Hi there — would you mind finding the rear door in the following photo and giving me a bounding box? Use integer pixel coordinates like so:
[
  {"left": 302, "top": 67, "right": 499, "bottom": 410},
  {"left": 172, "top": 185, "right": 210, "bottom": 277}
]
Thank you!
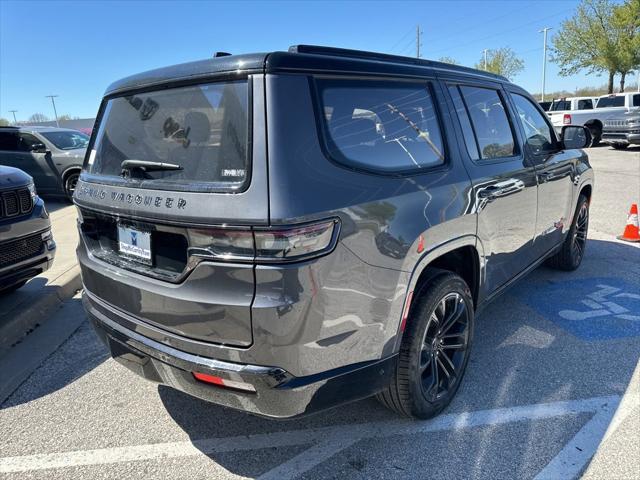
[
  {"left": 506, "top": 88, "right": 578, "bottom": 256},
  {"left": 445, "top": 82, "right": 538, "bottom": 293}
]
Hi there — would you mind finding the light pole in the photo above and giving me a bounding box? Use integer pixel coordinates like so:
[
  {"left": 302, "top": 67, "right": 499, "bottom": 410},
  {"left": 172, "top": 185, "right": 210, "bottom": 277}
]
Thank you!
[
  {"left": 416, "top": 25, "right": 422, "bottom": 58},
  {"left": 45, "top": 95, "right": 60, "bottom": 127},
  {"left": 540, "top": 27, "right": 552, "bottom": 102},
  {"left": 9, "top": 110, "right": 18, "bottom": 124},
  {"left": 483, "top": 49, "right": 489, "bottom": 70}
]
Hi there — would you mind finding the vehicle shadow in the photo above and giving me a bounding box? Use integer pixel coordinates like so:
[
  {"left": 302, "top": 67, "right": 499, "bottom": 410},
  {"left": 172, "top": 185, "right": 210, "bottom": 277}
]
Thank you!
[
  {"left": 40, "top": 197, "right": 71, "bottom": 213},
  {"left": 0, "top": 298, "right": 108, "bottom": 409},
  {"left": 159, "top": 237, "right": 640, "bottom": 478}
]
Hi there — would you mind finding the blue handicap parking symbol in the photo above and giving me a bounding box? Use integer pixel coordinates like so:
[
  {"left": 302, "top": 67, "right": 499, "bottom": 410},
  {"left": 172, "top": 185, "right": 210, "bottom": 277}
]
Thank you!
[{"left": 512, "top": 277, "right": 640, "bottom": 341}]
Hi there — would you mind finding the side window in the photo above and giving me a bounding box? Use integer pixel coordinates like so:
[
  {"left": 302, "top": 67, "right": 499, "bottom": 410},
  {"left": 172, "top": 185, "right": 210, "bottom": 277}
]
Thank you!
[
  {"left": 459, "top": 86, "right": 516, "bottom": 160},
  {"left": 577, "top": 99, "right": 593, "bottom": 110},
  {"left": 511, "top": 93, "right": 557, "bottom": 156},
  {"left": 18, "top": 133, "right": 41, "bottom": 152},
  {"left": 633, "top": 94, "right": 640, "bottom": 107},
  {"left": 448, "top": 85, "right": 479, "bottom": 160},
  {"left": 0, "top": 132, "right": 18, "bottom": 151},
  {"left": 316, "top": 78, "right": 445, "bottom": 173}
]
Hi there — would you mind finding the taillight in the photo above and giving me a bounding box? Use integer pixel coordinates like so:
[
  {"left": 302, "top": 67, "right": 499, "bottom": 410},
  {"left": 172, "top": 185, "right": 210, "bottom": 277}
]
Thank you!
[
  {"left": 563, "top": 114, "right": 571, "bottom": 125},
  {"left": 254, "top": 220, "right": 337, "bottom": 262},
  {"left": 188, "top": 219, "right": 339, "bottom": 263}
]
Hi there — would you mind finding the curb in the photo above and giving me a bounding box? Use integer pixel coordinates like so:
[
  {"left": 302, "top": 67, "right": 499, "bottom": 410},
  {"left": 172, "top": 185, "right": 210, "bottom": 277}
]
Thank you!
[{"left": 0, "top": 266, "right": 82, "bottom": 356}]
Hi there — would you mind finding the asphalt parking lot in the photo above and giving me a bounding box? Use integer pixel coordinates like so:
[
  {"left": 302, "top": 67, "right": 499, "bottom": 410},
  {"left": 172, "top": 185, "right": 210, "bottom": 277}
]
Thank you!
[{"left": 1, "top": 145, "right": 639, "bottom": 480}]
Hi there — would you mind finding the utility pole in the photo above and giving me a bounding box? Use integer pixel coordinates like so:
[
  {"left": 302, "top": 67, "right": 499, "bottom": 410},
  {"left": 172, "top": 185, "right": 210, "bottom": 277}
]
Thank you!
[
  {"left": 483, "top": 49, "right": 489, "bottom": 70},
  {"left": 416, "top": 25, "right": 422, "bottom": 58},
  {"left": 540, "top": 27, "right": 552, "bottom": 102},
  {"left": 45, "top": 95, "right": 60, "bottom": 127},
  {"left": 9, "top": 110, "right": 18, "bottom": 124}
]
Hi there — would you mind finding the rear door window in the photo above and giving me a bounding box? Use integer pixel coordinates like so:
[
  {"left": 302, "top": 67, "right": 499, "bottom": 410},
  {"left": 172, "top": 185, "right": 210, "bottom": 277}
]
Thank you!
[
  {"left": 633, "top": 94, "right": 640, "bottom": 107},
  {"left": 0, "top": 131, "right": 18, "bottom": 151},
  {"left": 88, "top": 80, "right": 249, "bottom": 192},
  {"left": 458, "top": 86, "right": 516, "bottom": 160},
  {"left": 577, "top": 99, "right": 593, "bottom": 110},
  {"left": 315, "top": 79, "right": 445, "bottom": 173}
]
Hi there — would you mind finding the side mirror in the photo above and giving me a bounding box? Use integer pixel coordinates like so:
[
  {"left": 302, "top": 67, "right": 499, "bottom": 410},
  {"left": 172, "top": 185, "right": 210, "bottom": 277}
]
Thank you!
[
  {"left": 561, "top": 125, "right": 591, "bottom": 150},
  {"left": 30, "top": 143, "right": 48, "bottom": 154}
]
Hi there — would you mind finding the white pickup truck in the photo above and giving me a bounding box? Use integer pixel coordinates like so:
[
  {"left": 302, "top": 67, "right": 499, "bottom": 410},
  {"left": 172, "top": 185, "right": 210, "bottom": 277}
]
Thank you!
[{"left": 548, "top": 92, "right": 640, "bottom": 146}]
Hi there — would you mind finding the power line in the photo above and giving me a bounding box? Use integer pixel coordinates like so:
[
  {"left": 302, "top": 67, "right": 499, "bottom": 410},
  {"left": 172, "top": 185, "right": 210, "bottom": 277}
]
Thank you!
[
  {"left": 430, "top": 8, "right": 572, "bottom": 56},
  {"left": 390, "top": 26, "right": 415, "bottom": 52}
]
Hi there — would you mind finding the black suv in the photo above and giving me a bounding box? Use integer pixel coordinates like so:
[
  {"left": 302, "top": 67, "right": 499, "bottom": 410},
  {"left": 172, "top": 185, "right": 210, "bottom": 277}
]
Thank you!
[
  {"left": 0, "top": 166, "right": 56, "bottom": 293},
  {"left": 75, "top": 46, "right": 593, "bottom": 419}
]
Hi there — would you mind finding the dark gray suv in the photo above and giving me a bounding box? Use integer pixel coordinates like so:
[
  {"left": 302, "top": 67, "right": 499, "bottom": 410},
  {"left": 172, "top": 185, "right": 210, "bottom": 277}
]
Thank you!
[
  {"left": 75, "top": 46, "right": 594, "bottom": 419},
  {"left": 0, "top": 126, "right": 88, "bottom": 199},
  {"left": 0, "top": 166, "right": 56, "bottom": 293}
]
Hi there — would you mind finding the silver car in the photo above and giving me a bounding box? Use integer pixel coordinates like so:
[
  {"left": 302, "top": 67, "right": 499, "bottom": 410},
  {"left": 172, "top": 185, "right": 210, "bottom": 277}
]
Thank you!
[{"left": 0, "top": 126, "right": 88, "bottom": 199}]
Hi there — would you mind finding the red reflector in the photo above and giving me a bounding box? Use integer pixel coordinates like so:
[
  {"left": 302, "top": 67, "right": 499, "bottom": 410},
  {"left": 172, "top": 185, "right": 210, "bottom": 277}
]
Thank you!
[
  {"left": 417, "top": 235, "right": 425, "bottom": 254},
  {"left": 563, "top": 114, "right": 571, "bottom": 125},
  {"left": 400, "top": 290, "right": 414, "bottom": 332},
  {"left": 193, "top": 372, "right": 224, "bottom": 385}
]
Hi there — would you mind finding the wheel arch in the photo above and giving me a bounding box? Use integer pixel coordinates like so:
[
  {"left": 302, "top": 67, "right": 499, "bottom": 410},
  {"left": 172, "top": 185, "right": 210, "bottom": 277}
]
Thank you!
[
  {"left": 61, "top": 165, "right": 82, "bottom": 183},
  {"left": 393, "top": 236, "right": 483, "bottom": 352}
]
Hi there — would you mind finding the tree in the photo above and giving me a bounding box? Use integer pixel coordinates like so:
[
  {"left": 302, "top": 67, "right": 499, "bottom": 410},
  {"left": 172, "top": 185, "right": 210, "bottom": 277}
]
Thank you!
[
  {"left": 473, "top": 47, "right": 524, "bottom": 80},
  {"left": 438, "top": 56, "right": 459, "bottom": 65},
  {"left": 28, "top": 113, "right": 49, "bottom": 123},
  {"left": 612, "top": 0, "right": 640, "bottom": 91},
  {"left": 551, "top": 0, "right": 639, "bottom": 94},
  {"left": 0, "top": 118, "right": 10, "bottom": 126},
  {"left": 57, "top": 114, "right": 72, "bottom": 121}
]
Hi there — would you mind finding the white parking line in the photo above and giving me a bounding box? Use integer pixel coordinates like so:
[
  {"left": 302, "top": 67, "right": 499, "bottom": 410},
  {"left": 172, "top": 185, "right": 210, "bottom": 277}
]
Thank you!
[{"left": 0, "top": 395, "right": 618, "bottom": 475}]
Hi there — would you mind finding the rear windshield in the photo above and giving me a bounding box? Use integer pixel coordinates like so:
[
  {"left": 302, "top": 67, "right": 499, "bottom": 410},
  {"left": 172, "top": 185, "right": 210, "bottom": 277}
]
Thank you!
[
  {"left": 596, "top": 96, "right": 625, "bottom": 108},
  {"left": 88, "top": 80, "right": 249, "bottom": 191}
]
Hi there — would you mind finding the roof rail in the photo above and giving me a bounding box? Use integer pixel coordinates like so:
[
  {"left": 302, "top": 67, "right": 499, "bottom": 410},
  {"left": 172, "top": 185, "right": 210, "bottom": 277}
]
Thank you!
[{"left": 288, "top": 44, "right": 508, "bottom": 82}]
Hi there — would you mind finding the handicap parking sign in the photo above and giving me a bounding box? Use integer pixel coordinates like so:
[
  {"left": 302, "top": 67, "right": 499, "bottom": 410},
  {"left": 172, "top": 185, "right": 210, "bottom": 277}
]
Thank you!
[{"left": 513, "top": 277, "right": 640, "bottom": 341}]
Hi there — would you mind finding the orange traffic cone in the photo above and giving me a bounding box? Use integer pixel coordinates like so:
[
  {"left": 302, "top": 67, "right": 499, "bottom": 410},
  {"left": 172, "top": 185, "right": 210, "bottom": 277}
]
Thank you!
[{"left": 618, "top": 204, "right": 640, "bottom": 242}]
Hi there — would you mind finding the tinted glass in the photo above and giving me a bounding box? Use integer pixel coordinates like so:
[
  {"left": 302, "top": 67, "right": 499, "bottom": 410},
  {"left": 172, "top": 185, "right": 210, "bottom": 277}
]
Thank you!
[
  {"left": 40, "top": 131, "right": 89, "bottom": 150},
  {"left": 89, "top": 81, "right": 249, "bottom": 191},
  {"left": 577, "top": 99, "right": 593, "bottom": 110},
  {"left": 18, "top": 133, "right": 42, "bottom": 151},
  {"left": 459, "top": 86, "right": 515, "bottom": 160},
  {"left": 448, "top": 85, "right": 479, "bottom": 160},
  {"left": 634, "top": 94, "right": 640, "bottom": 107},
  {"left": 596, "top": 96, "right": 625, "bottom": 108},
  {"left": 317, "top": 79, "right": 445, "bottom": 173},
  {"left": 550, "top": 100, "right": 571, "bottom": 111},
  {"left": 0, "top": 132, "right": 18, "bottom": 151},
  {"left": 512, "top": 93, "right": 556, "bottom": 155}
]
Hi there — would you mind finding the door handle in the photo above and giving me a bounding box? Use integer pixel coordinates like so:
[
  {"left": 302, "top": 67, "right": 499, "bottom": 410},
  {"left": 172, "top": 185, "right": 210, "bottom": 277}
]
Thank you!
[
  {"left": 538, "top": 171, "right": 556, "bottom": 182},
  {"left": 478, "top": 180, "right": 525, "bottom": 200}
]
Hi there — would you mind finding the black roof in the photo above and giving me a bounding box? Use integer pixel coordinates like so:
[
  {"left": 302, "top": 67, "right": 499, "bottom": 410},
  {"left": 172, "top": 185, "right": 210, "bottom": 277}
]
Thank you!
[{"left": 104, "top": 45, "right": 509, "bottom": 96}]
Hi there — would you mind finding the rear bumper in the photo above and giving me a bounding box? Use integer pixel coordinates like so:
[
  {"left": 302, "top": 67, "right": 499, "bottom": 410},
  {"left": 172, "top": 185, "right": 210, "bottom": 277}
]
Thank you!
[
  {"left": 84, "top": 290, "right": 396, "bottom": 418},
  {"left": 602, "top": 130, "right": 640, "bottom": 145}
]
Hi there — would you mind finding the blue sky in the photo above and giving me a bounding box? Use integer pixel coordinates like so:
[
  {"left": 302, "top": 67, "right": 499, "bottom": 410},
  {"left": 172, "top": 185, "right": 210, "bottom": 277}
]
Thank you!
[{"left": 0, "top": 0, "right": 633, "bottom": 121}]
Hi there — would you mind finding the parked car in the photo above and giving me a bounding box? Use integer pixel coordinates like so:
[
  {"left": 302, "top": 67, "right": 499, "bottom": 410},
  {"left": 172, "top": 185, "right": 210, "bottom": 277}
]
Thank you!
[
  {"left": 0, "top": 166, "right": 56, "bottom": 293},
  {"left": 538, "top": 101, "right": 552, "bottom": 112},
  {"left": 75, "top": 45, "right": 594, "bottom": 419},
  {"left": 547, "top": 96, "right": 599, "bottom": 143},
  {"left": 0, "top": 126, "right": 89, "bottom": 199},
  {"left": 602, "top": 111, "right": 640, "bottom": 149},
  {"left": 548, "top": 92, "right": 640, "bottom": 146}
]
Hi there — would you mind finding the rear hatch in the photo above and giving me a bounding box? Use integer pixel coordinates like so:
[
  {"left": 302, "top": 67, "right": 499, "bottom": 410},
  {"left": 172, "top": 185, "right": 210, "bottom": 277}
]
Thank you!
[{"left": 75, "top": 73, "right": 268, "bottom": 347}]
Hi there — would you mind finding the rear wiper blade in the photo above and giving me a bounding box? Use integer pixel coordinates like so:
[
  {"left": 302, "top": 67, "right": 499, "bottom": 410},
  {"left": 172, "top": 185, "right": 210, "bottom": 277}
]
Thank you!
[{"left": 120, "top": 159, "right": 183, "bottom": 173}]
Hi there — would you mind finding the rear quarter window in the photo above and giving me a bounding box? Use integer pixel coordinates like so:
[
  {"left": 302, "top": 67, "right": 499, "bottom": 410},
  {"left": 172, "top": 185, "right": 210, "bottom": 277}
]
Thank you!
[{"left": 315, "top": 78, "right": 445, "bottom": 174}]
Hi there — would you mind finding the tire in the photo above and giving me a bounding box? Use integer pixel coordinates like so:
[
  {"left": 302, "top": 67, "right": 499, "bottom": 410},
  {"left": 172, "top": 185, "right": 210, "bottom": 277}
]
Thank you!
[
  {"left": 64, "top": 171, "right": 80, "bottom": 200},
  {"left": 587, "top": 126, "right": 601, "bottom": 147},
  {"left": 546, "top": 194, "right": 589, "bottom": 271},
  {"left": 611, "top": 143, "right": 629, "bottom": 150},
  {"left": 377, "top": 271, "right": 474, "bottom": 419}
]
